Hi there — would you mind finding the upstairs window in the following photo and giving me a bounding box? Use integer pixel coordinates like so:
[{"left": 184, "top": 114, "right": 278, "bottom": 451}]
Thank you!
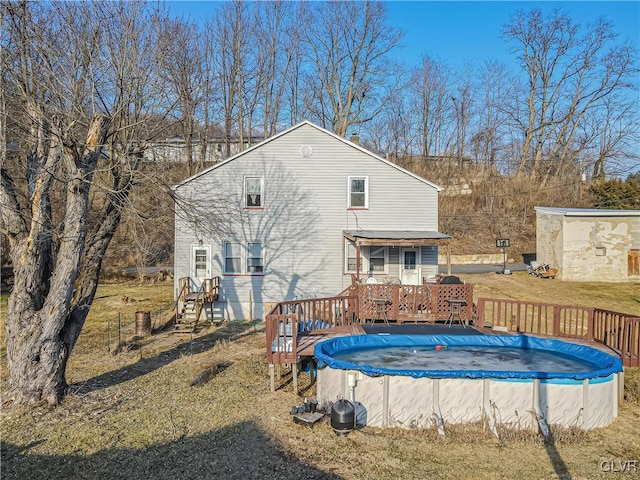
[
  {"left": 348, "top": 176, "right": 368, "bottom": 208},
  {"left": 245, "top": 177, "right": 263, "bottom": 208}
]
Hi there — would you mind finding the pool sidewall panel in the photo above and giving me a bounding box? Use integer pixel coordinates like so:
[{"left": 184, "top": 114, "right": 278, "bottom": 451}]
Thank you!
[
  {"left": 438, "top": 378, "right": 483, "bottom": 424},
  {"left": 354, "top": 373, "right": 385, "bottom": 426},
  {"left": 588, "top": 377, "right": 615, "bottom": 429},
  {"left": 387, "top": 376, "right": 433, "bottom": 428},
  {"left": 490, "top": 380, "right": 533, "bottom": 428},
  {"left": 543, "top": 382, "right": 584, "bottom": 428}
]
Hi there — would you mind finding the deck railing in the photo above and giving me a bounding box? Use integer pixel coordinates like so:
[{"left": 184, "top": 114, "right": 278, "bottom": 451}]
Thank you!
[
  {"left": 265, "top": 295, "right": 359, "bottom": 364},
  {"left": 202, "top": 277, "right": 220, "bottom": 302},
  {"left": 354, "top": 283, "right": 474, "bottom": 322},
  {"left": 477, "top": 297, "right": 640, "bottom": 367},
  {"left": 177, "top": 276, "right": 220, "bottom": 302}
]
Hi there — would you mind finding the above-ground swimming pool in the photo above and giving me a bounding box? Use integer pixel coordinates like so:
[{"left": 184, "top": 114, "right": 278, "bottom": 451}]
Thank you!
[{"left": 315, "top": 335, "right": 623, "bottom": 430}]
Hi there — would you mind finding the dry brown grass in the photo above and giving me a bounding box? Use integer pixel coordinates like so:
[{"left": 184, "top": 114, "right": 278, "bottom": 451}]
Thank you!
[{"left": 1, "top": 278, "right": 639, "bottom": 480}]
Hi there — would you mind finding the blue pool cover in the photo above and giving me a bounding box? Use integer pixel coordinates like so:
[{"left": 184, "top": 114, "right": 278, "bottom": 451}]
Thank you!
[{"left": 314, "top": 334, "right": 623, "bottom": 380}]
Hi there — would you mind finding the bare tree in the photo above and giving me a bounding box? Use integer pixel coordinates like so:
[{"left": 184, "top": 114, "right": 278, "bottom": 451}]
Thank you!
[
  {"left": 302, "top": 0, "right": 402, "bottom": 136},
  {"left": 207, "top": 0, "right": 252, "bottom": 158},
  {"left": 158, "top": 17, "right": 206, "bottom": 175},
  {"left": 451, "top": 65, "right": 473, "bottom": 160},
  {"left": 254, "top": 1, "right": 302, "bottom": 138},
  {"left": 0, "top": 1, "right": 171, "bottom": 405},
  {"left": 471, "top": 61, "right": 512, "bottom": 173},
  {"left": 367, "top": 92, "right": 415, "bottom": 164},
  {"left": 503, "top": 8, "right": 638, "bottom": 178},
  {"left": 583, "top": 94, "right": 639, "bottom": 181},
  {"left": 409, "top": 55, "right": 452, "bottom": 159}
]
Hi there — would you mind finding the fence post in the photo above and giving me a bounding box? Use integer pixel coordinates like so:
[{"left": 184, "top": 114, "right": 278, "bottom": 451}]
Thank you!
[
  {"left": 476, "top": 298, "right": 485, "bottom": 327},
  {"left": 552, "top": 305, "right": 561, "bottom": 337},
  {"left": 392, "top": 286, "right": 399, "bottom": 321},
  {"left": 586, "top": 307, "right": 594, "bottom": 341},
  {"left": 107, "top": 318, "right": 111, "bottom": 353}
]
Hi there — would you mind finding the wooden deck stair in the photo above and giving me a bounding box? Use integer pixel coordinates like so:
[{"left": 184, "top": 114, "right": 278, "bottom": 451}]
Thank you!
[{"left": 175, "top": 277, "right": 221, "bottom": 332}]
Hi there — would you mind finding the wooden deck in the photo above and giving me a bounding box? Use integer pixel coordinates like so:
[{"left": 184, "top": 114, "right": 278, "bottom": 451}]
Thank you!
[{"left": 297, "top": 323, "right": 365, "bottom": 357}]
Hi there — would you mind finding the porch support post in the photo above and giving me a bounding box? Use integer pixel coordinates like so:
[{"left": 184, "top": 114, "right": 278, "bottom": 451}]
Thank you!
[
  {"left": 446, "top": 240, "right": 452, "bottom": 275},
  {"left": 356, "top": 243, "right": 361, "bottom": 282}
]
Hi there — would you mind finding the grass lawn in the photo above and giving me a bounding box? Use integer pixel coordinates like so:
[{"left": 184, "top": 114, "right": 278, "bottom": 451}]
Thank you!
[{"left": 1, "top": 273, "right": 639, "bottom": 479}]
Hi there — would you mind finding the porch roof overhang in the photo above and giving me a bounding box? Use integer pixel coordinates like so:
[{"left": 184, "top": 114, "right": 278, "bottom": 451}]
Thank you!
[{"left": 343, "top": 230, "right": 451, "bottom": 247}]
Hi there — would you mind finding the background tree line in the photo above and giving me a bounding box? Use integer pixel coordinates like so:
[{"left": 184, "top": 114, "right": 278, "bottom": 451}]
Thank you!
[
  {"left": 152, "top": 1, "right": 639, "bottom": 181},
  {"left": 0, "top": 0, "right": 637, "bottom": 405}
]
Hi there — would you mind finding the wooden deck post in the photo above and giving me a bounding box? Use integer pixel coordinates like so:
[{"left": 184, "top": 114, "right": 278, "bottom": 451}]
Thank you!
[
  {"left": 269, "top": 364, "right": 275, "bottom": 392},
  {"left": 310, "top": 359, "right": 316, "bottom": 385},
  {"left": 292, "top": 362, "right": 299, "bottom": 395}
]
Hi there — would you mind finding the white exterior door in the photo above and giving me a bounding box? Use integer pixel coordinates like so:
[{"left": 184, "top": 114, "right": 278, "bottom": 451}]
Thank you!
[
  {"left": 190, "top": 244, "right": 211, "bottom": 290},
  {"left": 400, "top": 248, "right": 420, "bottom": 285}
]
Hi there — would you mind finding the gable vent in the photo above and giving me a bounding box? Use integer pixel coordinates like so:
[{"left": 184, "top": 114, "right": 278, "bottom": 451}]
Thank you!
[{"left": 299, "top": 145, "right": 313, "bottom": 158}]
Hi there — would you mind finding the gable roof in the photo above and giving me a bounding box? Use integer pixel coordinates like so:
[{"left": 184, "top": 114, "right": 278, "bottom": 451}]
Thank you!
[
  {"left": 173, "top": 121, "right": 442, "bottom": 191},
  {"left": 535, "top": 207, "right": 640, "bottom": 217}
]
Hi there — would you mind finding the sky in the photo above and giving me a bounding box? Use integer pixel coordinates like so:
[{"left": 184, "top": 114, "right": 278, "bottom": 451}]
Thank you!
[
  {"left": 165, "top": 0, "right": 640, "bottom": 72},
  {"left": 384, "top": 1, "right": 640, "bottom": 69}
]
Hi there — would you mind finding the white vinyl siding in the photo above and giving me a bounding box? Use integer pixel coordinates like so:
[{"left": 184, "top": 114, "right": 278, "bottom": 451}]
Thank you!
[
  {"left": 421, "top": 246, "right": 438, "bottom": 265},
  {"left": 420, "top": 246, "right": 439, "bottom": 282},
  {"left": 369, "top": 246, "right": 385, "bottom": 272}
]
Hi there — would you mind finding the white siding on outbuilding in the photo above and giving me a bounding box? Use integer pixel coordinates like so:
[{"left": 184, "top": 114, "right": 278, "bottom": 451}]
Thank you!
[{"left": 174, "top": 122, "right": 442, "bottom": 320}]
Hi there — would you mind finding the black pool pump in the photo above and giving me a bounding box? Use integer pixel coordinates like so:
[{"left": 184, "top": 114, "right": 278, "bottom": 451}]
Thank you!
[{"left": 330, "top": 399, "right": 355, "bottom": 436}]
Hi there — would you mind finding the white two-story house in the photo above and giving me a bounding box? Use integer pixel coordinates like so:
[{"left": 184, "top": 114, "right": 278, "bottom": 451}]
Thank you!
[{"left": 173, "top": 121, "right": 450, "bottom": 321}]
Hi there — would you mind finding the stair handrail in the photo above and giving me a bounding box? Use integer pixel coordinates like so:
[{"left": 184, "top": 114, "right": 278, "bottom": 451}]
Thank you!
[{"left": 177, "top": 277, "right": 191, "bottom": 302}]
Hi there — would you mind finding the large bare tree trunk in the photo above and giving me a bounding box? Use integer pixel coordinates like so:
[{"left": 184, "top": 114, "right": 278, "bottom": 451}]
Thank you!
[{"left": 2, "top": 115, "right": 110, "bottom": 405}]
